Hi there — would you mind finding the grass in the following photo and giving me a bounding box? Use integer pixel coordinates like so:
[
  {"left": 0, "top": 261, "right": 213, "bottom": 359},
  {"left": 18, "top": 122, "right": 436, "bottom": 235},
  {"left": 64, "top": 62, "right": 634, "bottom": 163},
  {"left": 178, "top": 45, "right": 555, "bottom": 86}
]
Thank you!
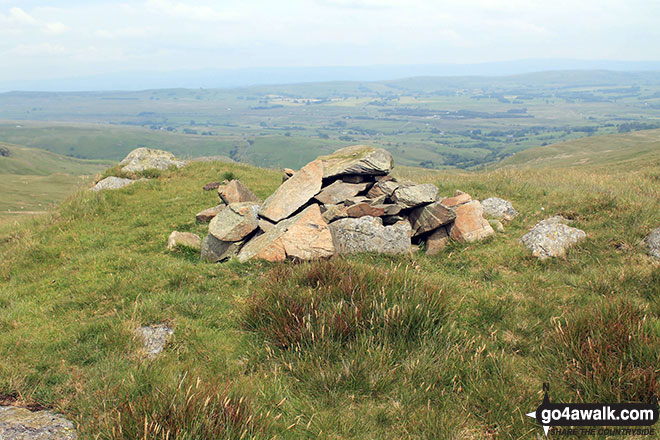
[{"left": 0, "top": 133, "right": 660, "bottom": 438}]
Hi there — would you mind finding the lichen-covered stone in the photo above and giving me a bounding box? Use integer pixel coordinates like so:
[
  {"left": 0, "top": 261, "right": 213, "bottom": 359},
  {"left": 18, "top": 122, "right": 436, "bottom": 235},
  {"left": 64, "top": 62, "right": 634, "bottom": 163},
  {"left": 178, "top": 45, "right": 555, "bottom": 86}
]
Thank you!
[
  {"left": 0, "top": 406, "right": 78, "bottom": 440},
  {"left": 260, "top": 160, "right": 323, "bottom": 222},
  {"left": 329, "top": 216, "right": 411, "bottom": 255},
  {"left": 90, "top": 176, "right": 137, "bottom": 192},
  {"left": 648, "top": 226, "right": 660, "bottom": 260},
  {"left": 319, "top": 145, "right": 393, "bottom": 178},
  {"left": 119, "top": 147, "right": 185, "bottom": 173},
  {"left": 520, "top": 216, "right": 586, "bottom": 259},
  {"left": 481, "top": 197, "right": 519, "bottom": 221},
  {"left": 136, "top": 324, "right": 173, "bottom": 359},
  {"left": 208, "top": 202, "right": 259, "bottom": 242},
  {"left": 392, "top": 184, "right": 439, "bottom": 208}
]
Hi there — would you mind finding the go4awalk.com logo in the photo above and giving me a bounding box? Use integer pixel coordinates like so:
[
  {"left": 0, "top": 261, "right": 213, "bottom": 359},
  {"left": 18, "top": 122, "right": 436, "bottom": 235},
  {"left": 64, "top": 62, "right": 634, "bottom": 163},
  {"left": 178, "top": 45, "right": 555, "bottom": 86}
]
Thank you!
[{"left": 526, "top": 384, "right": 659, "bottom": 436}]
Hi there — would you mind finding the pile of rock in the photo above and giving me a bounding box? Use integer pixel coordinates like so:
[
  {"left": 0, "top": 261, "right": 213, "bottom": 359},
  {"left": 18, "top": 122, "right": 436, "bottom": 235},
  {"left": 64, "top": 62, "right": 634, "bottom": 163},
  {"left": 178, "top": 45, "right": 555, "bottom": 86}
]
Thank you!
[
  {"left": 195, "top": 145, "right": 498, "bottom": 263},
  {"left": 91, "top": 147, "right": 186, "bottom": 192}
]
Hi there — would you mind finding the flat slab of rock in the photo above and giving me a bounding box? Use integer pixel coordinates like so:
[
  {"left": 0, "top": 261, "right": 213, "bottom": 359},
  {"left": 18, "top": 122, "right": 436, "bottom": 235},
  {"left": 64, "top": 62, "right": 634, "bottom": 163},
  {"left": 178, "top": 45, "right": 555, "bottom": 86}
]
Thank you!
[
  {"left": 345, "top": 202, "right": 386, "bottom": 218},
  {"left": 119, "top": 147, "right": 185, "bottom": 173},
  {"left": 481, "top": 197, "right": 519, "bottom": 221},
  {"left": 217, "top": 180, "right": 259, "bottom": 204},
  {"left": 238, "top": 204, "right": 334, "bottom": 262},
  {"left": 392, "top": 184, "right": 439, "bottom": 208},
  {"left": 315, "top": 181, "right": 369, "bottom": 205},
  {"left": 202, "top": 181, "right": 223, "bottom": 191},
  {"left": 195, "top": 204, "right": 224, "bottom": 223},
  {"left": 136, "top": 324, "right": 173, "bottom": 358},
  {"left": 208, "top": 202, "right": 259, "bottom": 242},
  {"left": 449, "top": 200, "right": 495, "bottom": 242},
  {"left": 322, "top": 204, "right": 348, "bottom": 223},
  {"left": 367, "top": 180, "right": 399, "bottom": 199},
  {"left": 90, "top": 176, "right": 136, "bottom": 192},
  {"left": 319, "top": 145, "right": 393, "bottom": 178},
  {"left": 201, "top": 234, "right": 241, "bottom": 262},
  {"left": 521, "top": 216, "right": 586, "bottom": 259},
  {"left": 648, "top": 227, "right": 660, "bottom": 260},
  {"left": 0, "top": 406, "right": 78, "bottom": 439},
  {"left": 329, "top": 216, "right": 411, "bottom": 255},
  {"left": 408, "top": 201, "right": 456, "bottom": 237},
  {"left": 260, "top": 160, "right": 323, "bottom": 222},
  {"left": 167, "top": 231, "right": 201, "bottom": 251}
]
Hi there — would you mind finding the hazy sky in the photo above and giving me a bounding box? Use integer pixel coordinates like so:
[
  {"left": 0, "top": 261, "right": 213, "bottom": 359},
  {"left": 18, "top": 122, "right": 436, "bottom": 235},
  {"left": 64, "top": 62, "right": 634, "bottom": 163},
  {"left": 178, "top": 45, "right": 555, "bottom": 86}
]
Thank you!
[{"left": 1, "top": 0, "right": 658, "bottom": 81}]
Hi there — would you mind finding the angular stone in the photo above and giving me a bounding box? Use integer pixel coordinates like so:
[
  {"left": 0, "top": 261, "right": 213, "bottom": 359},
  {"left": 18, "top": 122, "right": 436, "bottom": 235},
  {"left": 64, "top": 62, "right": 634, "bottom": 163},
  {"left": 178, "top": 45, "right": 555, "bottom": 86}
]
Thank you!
[
  {"left": 90, "top": 176, "right": 137, "bottom": 192},
  {"left": 315, "top": 181, "right": 369, "bottom": 205},
  {"left": 238, "top": 204, "right": 334, "bottom": 262},
  {"left": 201, "top": 234, "right": 241, "bottom": 262},
  {"left": 322, "top": 204, "right": 348, "bottom": 223},
  {"left": 449, "top": 200, "right": 495, "bottom": 243},
  {"left": 202, "top": 181, "right": 223, "bottom": 191},
  {"left": 208, "top": 202, "right": 259, "bottom": 242},
  {"left": 195, "top": 204, "right": 225, "bottom": 223},
  {"left": 392, "top": 184, "right": 439, "bottom": 208},
  {"left": 167, "top": 231, "right": 201, "bottom": 251},
  {"left": 258, "top": 218, "right": 276, "bottom": 232},
  {"left": 648, "top": 227, "right": 660, "bottom": 260},
  {"left": 481, "top": 197, "right": 519, "bottom": 221},
  {"left": 329, "top": 216, "right": 411, "bottom": 255},
  {"left": 520, "top": 216, "right": 586, "bottom": 259},
  {"left": 0, "top": 406, "right": 78, "bottom": 440},
  {"left": 260, "top": 160, "right": 323, "bottom": 222},
  {"left": 282, "top": 168, "right": 295, "bottom": 182},
  {"left": 119, "top": 147, "right": 185, "bottom": 173},
  {"left": 346, "top": 202, "right": 386, "bottom": 218},
  {"left": 408, "top": 201, "right": 457, "bottom": 237},
  {"left": 344, "top": 196, "right": 370, "bottom": 206},
  {"left": 441, "top": 192, "right": 472, "bottom": 208},
  {"left": 425, "top": 227, "right": 450, "bottom": 255},
  {"left": 319, "top": 145, "right": 393, "bottom": 178},
  {"left": 136, "top": 324, "right": 173, "bottom": 359},
  {"left": 367, "top": 180, "right": 399, "bottom": 199},
  {"left": 217, "top": 180, "right": 259, "bottom": 204}
]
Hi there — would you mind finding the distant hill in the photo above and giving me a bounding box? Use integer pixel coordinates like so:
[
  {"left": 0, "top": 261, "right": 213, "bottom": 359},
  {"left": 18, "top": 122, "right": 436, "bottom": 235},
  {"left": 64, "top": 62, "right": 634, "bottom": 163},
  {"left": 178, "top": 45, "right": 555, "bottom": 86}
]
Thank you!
[
  {"left": 0, "top": 142, "right": 111, "bottom": 176},
  {"left": 498, "top": 128, "right": 660, "bottom": 170}
]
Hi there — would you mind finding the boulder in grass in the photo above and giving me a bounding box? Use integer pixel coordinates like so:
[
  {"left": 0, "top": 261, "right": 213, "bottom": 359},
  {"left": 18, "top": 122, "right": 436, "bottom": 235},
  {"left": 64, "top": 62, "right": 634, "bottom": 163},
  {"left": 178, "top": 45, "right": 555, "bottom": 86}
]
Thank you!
[
  {"left": 238, "top": 204, "right": 335, "bottom": 262},
  {"left": 319, "top": 145, "right": 393, "bottom": 178},
  {"left": 201, "top": 234, "right": 242, "bottom": 262},
  {"left": 259, "top": 160, "right": 324, "bottom": 222},
  {"left": 208, "top": 202, "right": 259, "bottom": 242},
  {"left": 90, "top": 176, "right": 136, "bottom": 192},
  {"left": 520, "top": 216, "right": 586, "bottom": 260},
  {"left": 217, "top": 180, "right": 259, "bottom": 204},
  {"left": 136, "top": 324, "right": 173, "bottom": 359},
  {"left": 0, "top": 406, "right": 78, "bottom": 440},
  {"left": 392, "top": 184, "right": 440, "bottom": 209},
  {"left": 119, "top": 147, "right": 185, "bottom": 173},
  {"left": 195, "top": 204, "right": 225, "bottom": 223},
  {"left": 329, "top": 216, "right": 411, "bottom": 255},
  {"left": 315, "top": 180, "right": 369, "bottom": 205},
  {"left": 648, "top": 227, "right": 660, "bottom": 260},
  {"left": 481, "top": 197, "right": 519, "bottom": 221},
  {"left": 167, "top": 231, "right": 201, "bottom": 251}
]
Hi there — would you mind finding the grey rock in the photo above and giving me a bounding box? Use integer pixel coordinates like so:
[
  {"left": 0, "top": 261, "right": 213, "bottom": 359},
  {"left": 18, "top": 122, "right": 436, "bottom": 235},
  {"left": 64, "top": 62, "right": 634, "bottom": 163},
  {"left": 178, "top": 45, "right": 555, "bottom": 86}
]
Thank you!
[
  {"left": 167, "top": 231, "right": 201, "bottom": 251},
  {"left": 208, "top": 202, "right": 259, "bottom": 242},
  {"left": 367, "top": 180, "right": 399, "bottom": 199},
  {"left": 319, "top": 145, "right": 393, "bottom": 178},
  {"left": 119, "top": 147, "right": 185, "bottom": 173},
  {"left": 201, "top": 234, "right": 241, "bottom": 262},
  {"left": 408, "top": 201, "right": 456, "bottom": 237},
  {"left": 481, "top": 197, "right": 519, "bottom": 221},
  {"left": 647, "top": 226, "right": 660, "bottom": 260},
  {"left": 260, "top": 159, "right": 323, "bottom": 222},
  {"left": 520, "top": 216, "right": 586, "bottom": 259},
  {"left": 392, "top": 184, "right": 440, "bottom": 208},
  {"left": 329, "top": 216, "right": 411, "bottom": 255},
  {"left": 136, "top": 324, "right": 173, "bottom": 359},
  {"left": 195, "top": 204, "right": 225, "bottom": 223},
  {"left": 0, "top": 406, "right": 78, "bottom": 440},
  {"left": 217, "top": 180, "right": 259, "bottom": 204},
  {"left": 321, "top": 204, "right": 348, "bottom": 223},
  {"left": 90, "top": 176, "right": 137, "bottom": 192},
  {"left": 315, "top": 180, "right": 369, "bottom": 205}
]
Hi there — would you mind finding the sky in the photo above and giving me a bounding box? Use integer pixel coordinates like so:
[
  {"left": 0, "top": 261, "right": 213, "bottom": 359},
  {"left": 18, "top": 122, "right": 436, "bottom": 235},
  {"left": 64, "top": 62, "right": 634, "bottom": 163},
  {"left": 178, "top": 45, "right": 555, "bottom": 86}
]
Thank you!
[{"left": 0, "top": 0, "right": 659, "bottom": 83}]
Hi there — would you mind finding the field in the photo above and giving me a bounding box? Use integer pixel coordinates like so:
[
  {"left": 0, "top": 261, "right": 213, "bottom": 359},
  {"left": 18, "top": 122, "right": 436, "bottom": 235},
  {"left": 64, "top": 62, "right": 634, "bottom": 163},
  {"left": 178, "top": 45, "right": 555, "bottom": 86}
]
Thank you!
[
  {"left": 1, "top": 128, "right": 659, "bottom": 438},
  {"left": 1, "top": 70, "right": 660, "bottom": 170},
  {"left": 0, "top": 142, "right": 111, "bottom": 225}
]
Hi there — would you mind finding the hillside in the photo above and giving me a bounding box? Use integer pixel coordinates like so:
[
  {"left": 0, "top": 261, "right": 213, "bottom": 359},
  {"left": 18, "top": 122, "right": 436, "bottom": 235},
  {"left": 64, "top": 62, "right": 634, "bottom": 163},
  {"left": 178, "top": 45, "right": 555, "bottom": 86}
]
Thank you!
[
  {"left": 1, "top": 135, "right": 659, "bottom": 438},
  {"left": 0, "top": 142, "right": 111, "bottom": 224}
]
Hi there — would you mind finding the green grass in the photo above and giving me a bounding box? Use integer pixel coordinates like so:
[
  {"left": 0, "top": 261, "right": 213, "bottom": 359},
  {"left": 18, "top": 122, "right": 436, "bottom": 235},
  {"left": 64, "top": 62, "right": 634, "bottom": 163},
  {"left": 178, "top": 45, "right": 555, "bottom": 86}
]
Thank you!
[{"left": 1, "top": 135, "right": 660, "bottom": 438}]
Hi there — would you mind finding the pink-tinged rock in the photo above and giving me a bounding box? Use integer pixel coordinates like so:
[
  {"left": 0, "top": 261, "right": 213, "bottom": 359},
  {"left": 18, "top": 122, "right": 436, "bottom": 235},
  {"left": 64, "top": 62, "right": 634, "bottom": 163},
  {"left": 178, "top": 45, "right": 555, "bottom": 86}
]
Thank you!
[
  {"left": 238, "top": 204, "right": 334, "bottom": 262},
  {"left": 259, "top": 160, "right": 324, "bottom": 222},
  {"left": 345, "top": 202, "right": 386, "bottom": 218},
  {"left": 195, "top": 204, "right": 225, "bottom": 223},
  {"left": 282, "top": 168, "right": 295, "bottom": 182},
  {"left": 315, "top": 180, "right": 369, "bottom": 205},
  {"left": 449, "top": 200, "right": 495, "bottom": 242},
  {"left": 217, "top": 180, "right": 259, "bottom": 204},
  {"left": 425, "top": 227, "right": 450, "bottom": 255},
  {"left": 441, "top": 192, "right": 472, "bottom": 208}
]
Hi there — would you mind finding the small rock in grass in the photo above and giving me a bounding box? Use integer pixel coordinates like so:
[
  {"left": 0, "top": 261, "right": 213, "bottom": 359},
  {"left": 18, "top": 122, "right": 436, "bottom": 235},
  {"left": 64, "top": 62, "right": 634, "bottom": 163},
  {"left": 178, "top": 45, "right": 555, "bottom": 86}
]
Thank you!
[
  {"left": 167, "top": 231, "right": 201, "bottom": 251},
  {"left": 136, "top": 324, "right": 173, "bottom": 358}
]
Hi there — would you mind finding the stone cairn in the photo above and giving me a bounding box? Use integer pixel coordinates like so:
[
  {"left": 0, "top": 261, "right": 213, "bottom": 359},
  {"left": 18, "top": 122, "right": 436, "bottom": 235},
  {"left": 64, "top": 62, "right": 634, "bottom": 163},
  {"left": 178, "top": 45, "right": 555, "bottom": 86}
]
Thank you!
[{"left": 193, "top": 145, "right": 496, "bottom": 263}]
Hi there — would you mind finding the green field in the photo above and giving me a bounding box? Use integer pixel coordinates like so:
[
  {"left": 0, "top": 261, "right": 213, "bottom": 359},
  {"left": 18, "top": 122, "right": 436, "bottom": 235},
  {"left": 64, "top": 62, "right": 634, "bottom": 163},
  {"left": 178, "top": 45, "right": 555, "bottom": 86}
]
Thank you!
[
  {"left": 1, "top": 128, "right": 659, "bottom": 438},
  {"left": 1, "top": 70, "right": 659, "bottom": 170}
]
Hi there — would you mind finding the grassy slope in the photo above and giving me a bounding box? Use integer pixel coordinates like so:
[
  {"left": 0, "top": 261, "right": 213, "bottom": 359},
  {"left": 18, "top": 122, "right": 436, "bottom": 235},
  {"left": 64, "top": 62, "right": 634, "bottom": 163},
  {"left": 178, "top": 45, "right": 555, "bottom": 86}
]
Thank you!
[{"left": 0, "top": 137, "right": 659, "bottom": 438}]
